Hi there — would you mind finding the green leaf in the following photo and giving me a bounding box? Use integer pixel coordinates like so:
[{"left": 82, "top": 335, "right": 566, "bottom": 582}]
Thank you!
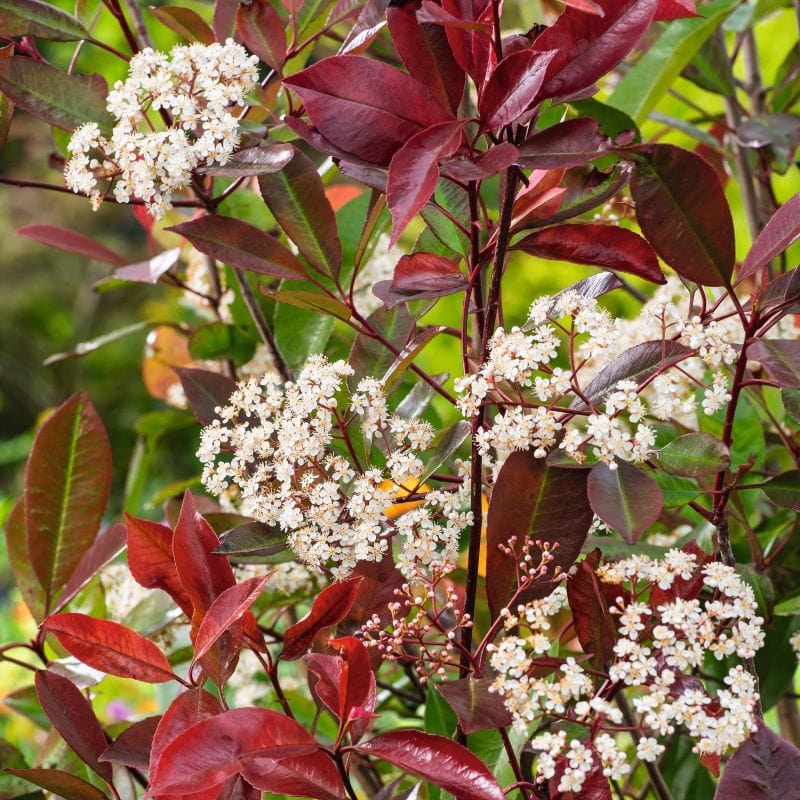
[
  {"left": 774, "top": 595, "right": 800, "bottom": 616},
  {"left": 189, "top": 322, "right": 256, "bottom": 366},
  {"left": 754, "top": 615, "right": 800, "bottom": 710},
  {"left": 657, "top": 433, "right": 730, "bottom": 477},
  {"left": 214, "top": 522, "right": 289, "bottom": 561},
  {"left": 571, "top": 98, "right": 641, "bottom": 142},
  {"left": 607, "top": 0, "right": 737, "bottom": 124},
  {"left": 258, "top": 149, "right": 342, "bottom": 279},
  {"left": 265, "top": 287, "right": 351, "bottom": 321},
  {"left": 0, "top": 0, "right": 92, "bottom": 41},
  {"left": 762, "top": 470, "right": 800, "bottom": 511},
  {"left": 783, "top": 389, "right": 800, "bottom": 425},
  {"left": 419, "top": 179, "right": 470, "bottom": 258},
  {"left": 419, "top": 421, "right": 471, "bottom": 483},
  {"left": 651, "top": 471, "right": 701, "bottom": 508},
  {"left": 273, "top": 279, "right": 335, "bottom": 373},
  {"left": 383, "top": 327, "right": 444, "bottom": 395},
  {"left": 0, "top": 58, "right": 112, "bottom": 131},
  {"left": 349, "top": 305, "right": 415, "bottom": 386},
  {"left": 425, "top": 684, "right": 457, "bottom": 737},
  {"left": 24, "top": 393, "right": 112, "bottom": 608}
]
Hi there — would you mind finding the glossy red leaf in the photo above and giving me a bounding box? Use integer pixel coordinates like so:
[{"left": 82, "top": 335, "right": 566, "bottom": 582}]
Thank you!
[
  {"left": 354, "top": 730, "right": 505, "bottom": 800},
  {"left": 150, "top": 6, "right": 215, "bottom": 43},
  {"left": 516, "top": 223, "right": 664, "bottom": 283},
  {"left": 17, "top": 224, "right": 126, "bottom": 266},
  {"left": 5, "top": 499, "right": 45, "bottom": 621},
  {"left": 167, "top": 216, "right": 307, "bottom": 280},
  {"left": 283, "top": 55, "right": 454, "bottom": 167},
  {"left": 628, "top": 144, "right": 735, "bottom": 286},
  {"left": 258, "top": 148, "right": 342, "bottom": 279},
  {"left": 442, "top": 142, "right": 520, "bottom": 181},
  {"left": 124, "top": 513, "right": 194, "bottom": 618},
  {"left": 6, "top": 769, "right": 108, "bottom": 800},
  {"left": 739, "top": 193, "right": 800, "bottom": 281},
  {"left": 25, "top": 392, "right": 112, "bottom": 606},
  {"left": 192, "top": 574, "right": 270, "bottom": 663},
  {"left": 236, "top": 0, "right": 286, "bottom": 71},
  {"left": 100, "top": 715, "right": 160, "bottom": 771},
  {"left": 148, "top": 708, "right": 321, "bottom": 795},
  {"left": 749, "top": 340, "right": 800, "bottom": 388},
  {"left": 305, "top": 653, "right": 343, "bottom": 717},
  {"left": 388, "top": 120, "right": 464, "bottom": 246},
  {"left": 113, "top": 248, "right": 181, "bottom": 284},
  {"left": 486, "top": 452, "right": 593, "bottom": 617},
  {"left": 391, "top": 252, "right": 468, "bottom": 296},
  {"left": 387, "top": 4, "right": 464, "bottom": 113},
  {"left": 436, "top": 678, "right": 513, "bottom": 734},
  {"left": 42, "top": 613, "right": 175, "bottom": 683},
  {"left": 330, "top": 636, "right": 376, "bottom": 741},
  {"left": 533, "top": 0, "right": 659, "bottom": 102},
  {"left": 587, "top": 460, "right": 664, "bottom": 544},
  {"left": 35, "top": 670, "right": 113, "bottom": 782},
  {"left": 714, "top": 720, "right": 800, "bottom": 799},
  {"left": 654, "top": 0, "right": 699, "bottom": 19},
  {"left": 518, "top": 118, "right": 605, "bottom": 168},
  {"left": 173, "top": 367, "right": 237, "bottom": 427},
  {"left": 241, "top": 752, "right": 346, "bottom": 800},
  {"left": 55, "top": 522, "right": 126, "bottom": 613},
  {"left": 479, "top": 49, "right": 555, "bottom": 130},
  {"left": 281, "top": 577, "right": 363, "bottom": 661},
  {"left": 436, "top": 0, "right": 494, "bottom": 83},
  {"left": 345, "top": 552, "right": 406, "bottom": 630}
]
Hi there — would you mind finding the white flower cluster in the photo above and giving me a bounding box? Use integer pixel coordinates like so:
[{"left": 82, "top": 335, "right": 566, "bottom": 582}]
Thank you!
[
  {"left": 197, "top": 357, "right": 470, "bottom": 579},
  {"left": 65, "top": 40, "right": 259, "bottom": 218},
  {"left": 488, "top": 550, "right": 765, "bottom": 792}
]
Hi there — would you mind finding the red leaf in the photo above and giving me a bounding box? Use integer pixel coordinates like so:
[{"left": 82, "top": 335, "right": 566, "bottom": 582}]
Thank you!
[
  {"left": 654, "top": 0, "right": 699, "bottom": 19},
  {"left": 55, "top": 522, "right": 127, "bottom": 613},
  {"left": 748, "top": 340, "right": 800, "bottom": 389},
  {"left": 100, "top": 716, "right": 161, "bottom": 771},
  {"left": 305, "top": 653, "right": 343, "bottom": 717},
  {"left": 739, "top": 193, "right": 800, "bottom": 281},
  {"left": 345, "top": 552, "right": 406, "bottom": 630},
  {"left": 549, "top": 755, "right": 612, "bottom": 799},
  {"left": 124, "top": 513, "right": 194, "bottom": 617},
  {"left": 486, "top": 453, "right": 592, "bottom": 617},
  {"left": 587, "top": 461, "right": 664, "bottom": 544},
  {"left": 35, "top": 670, "right": 113, "bottom": 782},
  {"left": 42, "top": 613, "right": 175, "bottom": 683},
  {"left": 241, "top": 753, "right": 345, "bottom": 800},
  {"left": 5, "top": 499, "right": 46, "bottom": 621},
  {"left": 391, "top": 252, "right": 468, "bottom": 296},
  {"left": 436, "top": 678, "right": 513, "bottom": 734},
  {"left": 354, "top": 730, "right": 505, "bottom": 800},
  {"left": 387, "top": 4, "right": 465, "bottom": 113},
  {"left": 192, "top": 574, "right": 270, "bottom": 663},
  {"left": 281, "top": 577, "right": 363, "bottom": 661},
  {"left": 515, "top": 223, "right": 664, "bottom": 284},
  {"left": 714, "top": 720, "right": 800, "bottom": 799},
  {"left": 173, "top": 367, "right": 237, "bottom": 427},
  {"left": 330, "top": 636, "right": 376, "bottom": 741},
  {"left": 388, "top": 120, "right": 464, "bottom": 246},
  {"left": 533, "top": 0, "right": 658, "bottom": 102},
  {"left": 150, "top": 6, "right": 215, "bottom": 43},
  {"left": 113, "top": 248, "right": 181, "bottom": 285},
  {"left": 236, "top": 0, "right": 286, "bottom": 71},
  {"left": 16, "top": 224, "right": 126, "bottom": 266},
  {"left": 148, "top": 708, "right": 321, "bottom": 795},
  {"left": 518, "top": 118, "right": 605, "bottom": 168},
  {"left": 25, "top": 392, "right": 112, "bottom": 606},
  {"left": 442, "top": 142, "right": 520, "bottom": 181},
  {"left": 628, "top": 144, "right": 735, "bottom": 286},
  {"left": 479, "top": 49, "right": 555, "bottom": 131},
  {"left": 283, "top": 55, "right": 454, "bottom": 167},
  {"left": 434, "top": 0, "right": 494, "bottom": 83},
  {"left": 6, "top": 769, "right": 108, "bottom": 800},
  {"left": 149, "top": 688, "right": 223, "bottom": 779},
  {"left": 167, "top": 216, "right": 307, "bottom": 280}
]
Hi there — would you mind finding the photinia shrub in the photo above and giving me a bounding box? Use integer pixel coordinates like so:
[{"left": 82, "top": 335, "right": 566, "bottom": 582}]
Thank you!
[{"left": 1, "top": 0, "right": 800, "bottom": 798}]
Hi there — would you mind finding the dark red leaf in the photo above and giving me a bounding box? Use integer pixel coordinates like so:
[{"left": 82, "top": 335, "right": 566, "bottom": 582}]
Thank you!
[
  {"left": 167, "top": 216, "right": 307, "bottom": 280},
  {"left": 330, "top": 636, "right": 376, "bottom": 741},
  {"left": 516, "top": 223, "right": 664, "bottom": 283},
  {"left": 42, "top": 613, "right": 175, "bottom": 683},
  {"left": 714, "top": 720, "right": 800, "bottom": 799},
  {"left": 4, "top": 499, "right": 45, "bottom": 621},
  {"left": 354, "top": 730, "right": 505, "bottom": 800},
  {"left": 391, "top": 252, "right": 467, "bottom": 295},
  {"left": 113, "top": 248, "right": 180, "bottom": 284},
  {"left": 749, "top": 340, "right": 800, "bottom": 388},
  {"left": 6, "top": 769, "right": 108, "bottom": 800},
  {"left": 241, "top": 752, "right": 346, "bottom": 800},
  {"left": 55, "top": 522, "right": 127, "bottom": 613},
  {"left": 533, "top": 0, "right": 659, "bottom": 102},
  {"left": 518, "top": 118, "right": 605, "bottom": 168},
  {"left": 387, "top": 4, "right": 465, "bottom": 113},
  {"left": 739, "top": 193, "right": 800, "bottom": 281},
  {"left": 236, "top": 0, "right": 286, "bottom": 71},
  {"left": 257, "top": 148, "right": 342, "bottom": 279},
  {"left": 25, "top": 392, "right": 112, "bottom": 605},
  {"left": 148, "top": 708, "right": 321, "bottom": 795},
  {"left": 479, "top": 49, "right": 555, "bottom": 130},
  {"left": 344, "top": 552, "right": 406, "bottom": 630},
  {"left": 436, "top": 678, "right": 514, "bottom": 734},
  {"left": 281, "top": 577, "right": 363, "bottom": 661},
  {"left": 388, "top": 120, "right": 464, "bottom": 246},
  {"left": 213, "top": 0, "right": 238, "bottom": 39},
  {"left": 150, "top": 6, "right": 215, "bottom": 43},
  {"left": 441, "top": 142, "right": 520, "bottom": 181},
  {"left": 485, "top": 452, "right": 593, "bottom": 618},
  {"left": 549, "top": 755, "right": 612, "bottom": 800},
  {"left": 654, "top": 0, "right": 699, "bottom": 18},
  {"left": 435, "top": 0, "right": 494, "bottom": 83},
  {"left": 35, "top": 670, "right": 113, "bottom": 782},
  {"left": 283, "top": 55, "right": 454, "bottom": 167},
  {"left": 627, "top": 144, "right": 735, "bottom": 286},
  {"left": 305, "top": 653, "right": 343, "bottom": 717},
  {"left": 16, "top": 224, "right": 126, "bottom": 266},
  {"left": 99, "top": 716, "right": 161, "bottom": 771},
  {"left": 124, "top": 513, "right": 194, "bottom": 617},
  {"left": 587, "top": 460, "right": 664, "bottom": 544},
  {"left": 173, "top": 367, "right": 237, "bottom": 427}
]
